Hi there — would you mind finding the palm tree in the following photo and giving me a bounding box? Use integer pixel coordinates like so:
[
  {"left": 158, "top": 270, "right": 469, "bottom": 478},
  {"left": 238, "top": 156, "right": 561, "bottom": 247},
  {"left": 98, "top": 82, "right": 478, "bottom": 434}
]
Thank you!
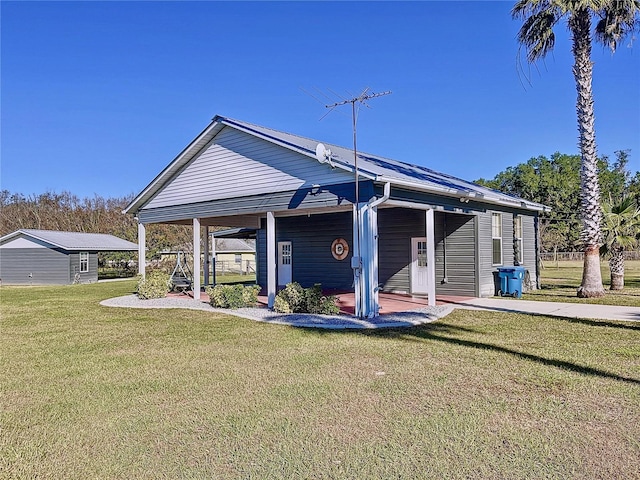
[
  {"left": 512, "top": 0, "right": 639, "bottom": 298},
  {"left": 600, "top": 195, "right": 640, "bottom": 290}
]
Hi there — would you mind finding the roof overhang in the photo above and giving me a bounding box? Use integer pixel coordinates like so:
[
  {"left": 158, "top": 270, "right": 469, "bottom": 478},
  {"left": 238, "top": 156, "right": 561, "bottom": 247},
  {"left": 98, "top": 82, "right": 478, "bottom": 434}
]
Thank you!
[
  {"left": 125, "top": 115, "right": 550, "bottom": 217},
  {"left": 124, "top": 115, "right": 381, "bottom": 216},
  {"left": 376, "top": 177, "right": 549, "bottom": 213}
]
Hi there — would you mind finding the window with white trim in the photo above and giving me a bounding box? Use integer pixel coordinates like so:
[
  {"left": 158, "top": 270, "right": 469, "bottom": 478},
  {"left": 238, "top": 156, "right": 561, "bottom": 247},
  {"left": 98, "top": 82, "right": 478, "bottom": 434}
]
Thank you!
[
  {"left": 514, "top": 216, "right": 523, "bottom": 265},
  {"left": 235, "top": 254, "right": 242, "bottom": 264},
  {"left": 79, "top": 252, "right": 89, "bottom": 273},
  {"left": 492, "top": 213, "right": 502, "bottom": 265}
]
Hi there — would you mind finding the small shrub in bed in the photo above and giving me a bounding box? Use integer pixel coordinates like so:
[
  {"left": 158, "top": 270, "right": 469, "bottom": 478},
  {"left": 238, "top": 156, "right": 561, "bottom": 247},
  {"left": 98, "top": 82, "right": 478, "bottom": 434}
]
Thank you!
[
  {"left": 241, "top": 285, "right": 261, "bottom": 307},
  {"left": 205, "top": 284, "right": 261, "bottom": 309},
  {"left": 274, "top": 282, "right": 339, "bottom": 315},
  {"left": 136, "top": 271, "right": 171, "bottom": 299},
  {"left": 274, "top": 282, "right": 305, "bottom": 313}
]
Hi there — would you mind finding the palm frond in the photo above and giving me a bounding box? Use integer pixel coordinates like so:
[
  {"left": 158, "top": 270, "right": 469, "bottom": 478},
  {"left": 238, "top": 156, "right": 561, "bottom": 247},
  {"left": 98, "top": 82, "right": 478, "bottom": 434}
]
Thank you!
[
  {"left": 516, "top": 9, "right": 561, "bottom": 62},
  {"left": 512, "top": 0, "right": 554, "bottom": 19},
  {"left": 594, "top": 0, "right": 640, "bottom": 51},
  {"left": 601, "top": 194, "right": 640, "bottom": 254}
]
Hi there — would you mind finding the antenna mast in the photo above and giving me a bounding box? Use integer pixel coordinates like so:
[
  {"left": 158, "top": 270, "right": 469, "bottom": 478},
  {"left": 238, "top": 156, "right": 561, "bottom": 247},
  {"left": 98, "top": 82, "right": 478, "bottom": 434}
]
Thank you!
[{"left": 325, "top": 87, "right": 391, "bottom": 318}]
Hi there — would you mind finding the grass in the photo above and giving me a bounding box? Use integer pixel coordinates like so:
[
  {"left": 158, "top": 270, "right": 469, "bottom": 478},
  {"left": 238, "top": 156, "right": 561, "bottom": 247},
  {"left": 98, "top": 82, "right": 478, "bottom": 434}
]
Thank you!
[
  {"left": 1, "top": 280, "right": 639, "bottom": 479},
  {"left": 213, "top": 272, "right": 257, "bottom": 285},
  {"left": 524, "top": 260, "right": 640, "bottom": 307}
]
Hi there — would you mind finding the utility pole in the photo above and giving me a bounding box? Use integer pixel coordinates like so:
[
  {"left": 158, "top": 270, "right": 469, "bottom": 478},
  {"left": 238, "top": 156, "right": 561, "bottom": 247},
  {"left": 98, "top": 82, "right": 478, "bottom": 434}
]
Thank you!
[{"left": 325, "top": 88, "right": 391, "bottom": 318}]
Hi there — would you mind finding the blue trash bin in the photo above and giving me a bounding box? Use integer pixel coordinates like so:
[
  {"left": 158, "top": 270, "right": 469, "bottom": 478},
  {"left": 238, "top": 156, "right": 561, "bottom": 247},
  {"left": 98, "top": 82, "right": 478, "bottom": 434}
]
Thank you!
[{"left": 497, "top": 266, "right": 526, "bottom": 298}]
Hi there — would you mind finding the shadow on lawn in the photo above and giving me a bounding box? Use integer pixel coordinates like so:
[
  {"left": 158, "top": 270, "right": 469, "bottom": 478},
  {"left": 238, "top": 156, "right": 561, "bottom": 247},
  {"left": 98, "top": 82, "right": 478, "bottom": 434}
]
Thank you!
[{"left": 315, "top": 322, "right": 640, "bottom": 386}]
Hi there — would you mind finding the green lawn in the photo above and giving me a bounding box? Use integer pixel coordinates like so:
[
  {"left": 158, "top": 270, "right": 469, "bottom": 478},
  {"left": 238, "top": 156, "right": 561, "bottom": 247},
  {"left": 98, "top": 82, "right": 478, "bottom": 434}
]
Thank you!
[
  {"left": 524, "top": 260, "right": 640, "bottom": 307},
  {"left": 213, "top": 272, "right": 257, "bottom": 285},
  {"left": 1, "top": 280, "right": 638, "bottom": 479}
]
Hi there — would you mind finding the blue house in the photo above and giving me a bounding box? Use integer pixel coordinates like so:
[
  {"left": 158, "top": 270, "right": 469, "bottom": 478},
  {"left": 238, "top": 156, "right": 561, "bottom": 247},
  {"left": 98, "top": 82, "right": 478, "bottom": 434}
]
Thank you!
[{"left": 125, "top": 115, "right": 547, "bottom": 317}]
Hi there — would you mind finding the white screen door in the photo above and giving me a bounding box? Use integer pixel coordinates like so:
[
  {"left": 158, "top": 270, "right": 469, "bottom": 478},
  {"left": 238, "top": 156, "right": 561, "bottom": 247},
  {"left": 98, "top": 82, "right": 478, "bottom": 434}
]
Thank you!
[
  {"left": 277, "top": 241, "right": 292, "bottom": 286},
  {"left": 411, "top": 237, "right": 429, "bottom": 294}
]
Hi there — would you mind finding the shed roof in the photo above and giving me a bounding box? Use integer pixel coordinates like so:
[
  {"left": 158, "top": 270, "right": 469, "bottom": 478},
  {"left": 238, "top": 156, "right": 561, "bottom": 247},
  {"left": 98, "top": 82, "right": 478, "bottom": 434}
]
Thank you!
[
  {"left": 0, "top": 230, "right": 139, "bottom": 252},
  {"left": 125, "top": 115, "right": 548, "bottom": 214},
  {"left": 212, "top": 228, "right": 258, "bottom": 239},
  {"left": 215, "top": 238, "right": 255, "bottom": 253}
]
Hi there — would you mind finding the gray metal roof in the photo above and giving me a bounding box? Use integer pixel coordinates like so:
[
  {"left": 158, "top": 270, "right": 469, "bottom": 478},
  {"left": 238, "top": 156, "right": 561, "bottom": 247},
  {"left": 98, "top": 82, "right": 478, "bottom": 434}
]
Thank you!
[
  {"left": 125, "top": 115, "right": 548, "bottom": 214},
  {"left": 215, "top": 238, "right": 255, "bottom": 253},
  {"left": 0, "top": 229, "right": 139, "bottom": 252},
  {"left": 212, "top": 228, "right": 258, "bottom": 239}
]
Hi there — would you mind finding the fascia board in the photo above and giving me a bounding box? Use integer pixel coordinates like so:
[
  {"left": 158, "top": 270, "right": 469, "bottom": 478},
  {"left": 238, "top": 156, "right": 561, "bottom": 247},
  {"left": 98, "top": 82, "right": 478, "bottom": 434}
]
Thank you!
[{"left": 381, "top": 176, "right": 549, "bottom": 213}]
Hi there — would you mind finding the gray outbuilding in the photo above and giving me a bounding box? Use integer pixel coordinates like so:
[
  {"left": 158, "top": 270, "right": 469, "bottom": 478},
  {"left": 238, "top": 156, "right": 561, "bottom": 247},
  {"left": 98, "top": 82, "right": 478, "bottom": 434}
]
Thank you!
[{"left": 0, "top": 229, "right": 138, "bottom": 285}]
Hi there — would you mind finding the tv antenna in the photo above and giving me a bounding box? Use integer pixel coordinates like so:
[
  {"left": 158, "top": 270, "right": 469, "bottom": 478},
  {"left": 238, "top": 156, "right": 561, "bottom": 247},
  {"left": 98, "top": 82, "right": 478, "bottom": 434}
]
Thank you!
[
  {"left": 325, "top": 87, "right": 391, "bottom": 318},
  {"left": 325, "top": 87, "right": 391, "bottom": 210}
]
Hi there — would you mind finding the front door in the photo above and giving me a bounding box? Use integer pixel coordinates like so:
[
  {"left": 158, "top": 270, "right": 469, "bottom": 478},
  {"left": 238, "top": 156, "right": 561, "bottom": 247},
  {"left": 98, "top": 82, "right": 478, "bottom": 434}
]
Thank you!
[
  {"left": 278, "top": 241, "right": 292, "bottom": 286},
  {"left": 411, "top": 237, "right": 429, "bottom": 294}
]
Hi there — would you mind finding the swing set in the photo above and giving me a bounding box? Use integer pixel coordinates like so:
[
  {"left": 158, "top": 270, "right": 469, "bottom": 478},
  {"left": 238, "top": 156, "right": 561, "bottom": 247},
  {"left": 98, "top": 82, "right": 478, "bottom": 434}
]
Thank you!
[{"left": 170, "top": 251, "right": 193, "bottom": 293}]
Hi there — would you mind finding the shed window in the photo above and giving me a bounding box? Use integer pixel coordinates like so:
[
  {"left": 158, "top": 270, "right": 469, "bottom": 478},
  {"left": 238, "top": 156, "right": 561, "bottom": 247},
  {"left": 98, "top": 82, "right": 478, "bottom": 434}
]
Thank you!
[
  {"left": 514, "top": 216, "right": 523, "bottom": 265},
  {"left": 492, "top": 213, "right": 502, "bottom": 265},
  {"left": 235, "top": 254, "right": 242, "bottom": 264},
  {"left": 79, "top": 252, "right": 89, "bottom": 273}
]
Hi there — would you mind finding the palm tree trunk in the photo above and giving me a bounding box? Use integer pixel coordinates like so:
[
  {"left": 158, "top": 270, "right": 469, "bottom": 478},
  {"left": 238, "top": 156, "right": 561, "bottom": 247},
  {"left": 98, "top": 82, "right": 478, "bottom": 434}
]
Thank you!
[
  {"left": 570, "top": 9, "right": 605, "bottom": 298},
  {"left": 609, "top": 249, "right": 625, "bottom": 290}
]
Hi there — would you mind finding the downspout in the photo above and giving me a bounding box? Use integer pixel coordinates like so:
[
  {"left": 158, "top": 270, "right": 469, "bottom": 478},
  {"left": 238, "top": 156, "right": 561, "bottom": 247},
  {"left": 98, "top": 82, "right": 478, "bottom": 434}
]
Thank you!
[
  {"left": 363, "top": 182, "right": 390, "bottom": 317},
  {"left": 369, "top": 182, "right": 391, "bottom": 208}
]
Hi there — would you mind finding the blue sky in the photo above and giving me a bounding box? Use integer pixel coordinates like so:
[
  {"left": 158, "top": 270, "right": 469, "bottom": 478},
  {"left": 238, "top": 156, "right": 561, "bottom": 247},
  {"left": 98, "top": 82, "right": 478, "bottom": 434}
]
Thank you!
[{"left": 2, "top": 1, "right": 639, "bottom": 199}]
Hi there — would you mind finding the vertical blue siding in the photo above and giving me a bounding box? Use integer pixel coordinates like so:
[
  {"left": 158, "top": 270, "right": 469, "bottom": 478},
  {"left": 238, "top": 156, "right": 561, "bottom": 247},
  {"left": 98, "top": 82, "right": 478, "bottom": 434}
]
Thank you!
[
  {"left": 477, "top": 212, "right": 495, "bottom": 297},
  {"left": 0, "top": 248, "right": 70, "bottom": 284},
  {"left": 434, "top": 213, "right": 476, "bottom": 297},
  {"left": 256, "top": 207, "right": 535, "bottom": 299},
  {"left": 257, "top": 212, "right": 354, "bottom": 290},
  {"left": 477, "top": 211, "right": 538, "bottom": 296},
  {"left": 377, "top": 208, "right": 425, "bottom": 293},
  {"left": 377, "top": 209, "right": 477, "bottom": 296}
]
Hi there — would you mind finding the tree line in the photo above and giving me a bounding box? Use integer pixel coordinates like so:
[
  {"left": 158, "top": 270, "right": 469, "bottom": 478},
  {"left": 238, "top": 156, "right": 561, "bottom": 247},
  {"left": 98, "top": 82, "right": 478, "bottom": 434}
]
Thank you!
[
  {"left": 475, "top": 150, "right": 639, "bottom": 254},
  {"left": 0, "top": 190, "right": 193, "bottom": 259}
]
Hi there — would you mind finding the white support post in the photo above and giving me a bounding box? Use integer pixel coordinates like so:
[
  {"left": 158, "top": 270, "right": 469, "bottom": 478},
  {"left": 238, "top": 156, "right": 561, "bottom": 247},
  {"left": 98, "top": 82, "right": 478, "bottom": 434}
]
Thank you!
[
  {"left": 426, "top": 209, "right": 436, "bottom": 306},
  {"left": 193, "top": 218, "right": 201, "bottom": 300},
  {"left": 267, "top": 212, "right": 276, "bottom": 308},
  {"left": 203, "top": 226, "right": 210, "bottom": 286},
  {"left": 137, "top": 222, "right": 146, "bottom": 277},
  {"left": 359, "top": 203, "right": 379, "bottom": 318},
  {"left": 211, "top": 235, "right": 217, "bottom": 286}
]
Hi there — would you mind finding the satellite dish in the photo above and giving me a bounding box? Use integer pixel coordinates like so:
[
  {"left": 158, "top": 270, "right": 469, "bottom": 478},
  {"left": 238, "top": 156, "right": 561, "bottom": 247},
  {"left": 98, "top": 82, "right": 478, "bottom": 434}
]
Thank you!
[{"left": 315, "top": 143, "right": 334, "bottom": 167}]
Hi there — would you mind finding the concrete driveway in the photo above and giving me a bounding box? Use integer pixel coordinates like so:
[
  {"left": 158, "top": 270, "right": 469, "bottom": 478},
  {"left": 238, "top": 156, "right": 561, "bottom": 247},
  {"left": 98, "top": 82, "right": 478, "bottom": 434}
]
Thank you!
[{"left": 451, "top": 297, "right": 640, "bottom": 322}]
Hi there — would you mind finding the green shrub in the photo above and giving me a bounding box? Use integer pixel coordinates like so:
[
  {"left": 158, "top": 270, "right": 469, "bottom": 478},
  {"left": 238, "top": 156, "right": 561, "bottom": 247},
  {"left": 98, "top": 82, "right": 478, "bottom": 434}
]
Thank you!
[
  {"left": 242, "top": 285, "right": 261, "bottom": 307},
  {"left": 274, "top": 282, "right": 339, "bottom": 315},
  {"left": 205, "top": 284, "right": 261, "bottom": 309},
  {"left": 318, "top": 295, "right": 339, "bottom": 315},
  {"left": 136, "top": 271, "right": 171, "bottom": 299},
  {"left": 274, "top": 282, "right": 305, "bottom": 313},
  {"left": 273, "top": 295, "right": 293, "bottom": 314}
]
